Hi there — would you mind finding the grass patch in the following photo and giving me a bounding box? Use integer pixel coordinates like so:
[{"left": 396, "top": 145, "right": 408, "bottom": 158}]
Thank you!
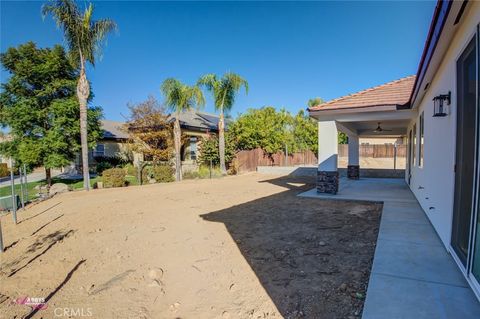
[
  {"left": 0, "top": 180, "right": 43, "bottom": 202},
  {"left": 0, "top": 175, "right": 140, "bottom": 202}
]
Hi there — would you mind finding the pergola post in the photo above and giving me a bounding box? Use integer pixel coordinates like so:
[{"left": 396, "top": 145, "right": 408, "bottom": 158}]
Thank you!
[
  {"left": 347, "top": 134, "right": 360, "bottom": 179},
  {"left": 317, "top": 121, "right": 339, "bottom": 194}
]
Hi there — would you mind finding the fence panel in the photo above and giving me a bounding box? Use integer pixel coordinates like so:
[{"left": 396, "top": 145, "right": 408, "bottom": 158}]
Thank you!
[
  {"left": 235, "top": 144, "right": 407, "bottom": 173},
  {"left": 235, "top": 148, "right": 318, "bottom": 173},
  {"left": 339, "top": 144, "right": 407, "bottom": 158}
]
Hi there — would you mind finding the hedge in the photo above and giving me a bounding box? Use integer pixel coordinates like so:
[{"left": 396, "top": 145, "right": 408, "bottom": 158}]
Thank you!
[{"left": 102, "top": 168, "right": 126, "bottom": 188}]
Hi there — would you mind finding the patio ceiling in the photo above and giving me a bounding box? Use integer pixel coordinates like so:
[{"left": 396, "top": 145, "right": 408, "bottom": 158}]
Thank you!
[{"left": 337, "top": 119, "right": 410, "bottom": 138}]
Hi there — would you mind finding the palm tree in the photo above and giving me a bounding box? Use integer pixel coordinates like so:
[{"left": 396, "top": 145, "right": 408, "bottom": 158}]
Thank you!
[
  {"left": 307, "top": 97, "right": 324, "bottom": 108},
  {"left": 197, "top": 73, "right": 248, "bottom": 175},
  {"left": 161, "top": 78, "right": 205, "bottom": 181},
  {"left": 43, "top": 0, "right": 117, "bottom": 190}
]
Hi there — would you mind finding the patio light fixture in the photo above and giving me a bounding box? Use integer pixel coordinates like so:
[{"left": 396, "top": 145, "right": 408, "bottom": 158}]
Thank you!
[{"left": 432, "top": 91, "right": 451, "bottom": 117}]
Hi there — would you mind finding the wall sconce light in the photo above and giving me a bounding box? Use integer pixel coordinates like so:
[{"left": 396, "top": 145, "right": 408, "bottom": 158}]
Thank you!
[{"left": 433, "top": 91, "right": 451, "bottom": 117}]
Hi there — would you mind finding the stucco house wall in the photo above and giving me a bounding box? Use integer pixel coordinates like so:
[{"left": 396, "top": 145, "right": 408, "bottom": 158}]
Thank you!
[
  {"left": 407, "top": 1, "right": 480, "bottom": 248},
  {"left": 96, "top": 140, "right": 130, "bottom": 158}
]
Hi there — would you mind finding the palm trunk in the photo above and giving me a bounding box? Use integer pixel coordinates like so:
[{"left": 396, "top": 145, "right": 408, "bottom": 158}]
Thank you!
[
  {"left": 174, "top": 116, "right": 182, "bottom": 181},
  {"left": 46, "top": 167, "right": 52, "bottom": 187},
  {"left": 77, "top": 64, "right": 91, "bottom": 190},
  {"left": 218, "top": 111, "right": 227, "bottom": 175}
]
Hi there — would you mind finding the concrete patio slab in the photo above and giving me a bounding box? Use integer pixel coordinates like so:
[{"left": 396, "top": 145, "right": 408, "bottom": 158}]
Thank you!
[
  {"left": 298, "top": 177, "right": 480, "bottom": 318},
  {"left": 363, "top": 274, "right": 480, "bottom": 319},
  {"left": 372, "top": 239, "right": 468, "bottom": 287}
]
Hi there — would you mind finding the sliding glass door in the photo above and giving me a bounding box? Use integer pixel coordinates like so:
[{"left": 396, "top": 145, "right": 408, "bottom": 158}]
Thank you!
[
  {"left": 453, "top": 26, "right": 480, "bottom": 291},
  {"left": 471, "top": 27, "right": 480, "bottom": 285},
  {"left": 452, "top": 36, "right": 477, "bottom": 266}
]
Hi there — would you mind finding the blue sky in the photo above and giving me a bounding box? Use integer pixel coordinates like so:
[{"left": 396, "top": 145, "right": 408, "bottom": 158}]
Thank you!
[{"left": 1, "top": 1, "right": 435, "bottom": 121}]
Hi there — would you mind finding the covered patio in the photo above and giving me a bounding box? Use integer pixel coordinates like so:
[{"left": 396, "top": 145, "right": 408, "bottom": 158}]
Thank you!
[
  {"left": 309, "top": 76, "right": 416, "bottom": 193},
  {"left": 307, "top": 74, "right": 480, "bottom": 316}
]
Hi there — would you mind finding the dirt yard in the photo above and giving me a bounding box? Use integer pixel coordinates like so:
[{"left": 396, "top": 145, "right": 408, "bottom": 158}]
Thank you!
[{"left": 0, "top": 173, "right": 381, "bottom": 319}]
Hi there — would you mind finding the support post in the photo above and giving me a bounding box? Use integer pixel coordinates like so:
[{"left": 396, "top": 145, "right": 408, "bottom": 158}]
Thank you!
[
  {"left": 394, "top": 143, "right": 397, "bottom": 170},
  {"left": 347, "top": 135, "right": 360, "bottom": 180},
  {"left": 317, "top": 121, "right": 339, "bottom": 194}
]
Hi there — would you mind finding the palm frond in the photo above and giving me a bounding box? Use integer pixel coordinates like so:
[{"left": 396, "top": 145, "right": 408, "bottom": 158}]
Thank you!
[
  {"left": 197, "top": 74, "right": 218, "bottom": 92},
  {"left": 161, "top": 78, "right": 205, "bottom": 113},
  {"left": 42, "top": 0, "right": 117, "bottom": 68}
]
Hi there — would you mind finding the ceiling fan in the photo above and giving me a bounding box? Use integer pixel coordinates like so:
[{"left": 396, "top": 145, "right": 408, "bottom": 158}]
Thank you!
[{"left": 373, "top": 122, "right": 392, "bottom": 133}]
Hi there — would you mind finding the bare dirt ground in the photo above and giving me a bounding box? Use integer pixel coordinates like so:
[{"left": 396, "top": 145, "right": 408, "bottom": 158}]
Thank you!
[{"left": 0, "top": 173, "right": 381, "bottom": 319}]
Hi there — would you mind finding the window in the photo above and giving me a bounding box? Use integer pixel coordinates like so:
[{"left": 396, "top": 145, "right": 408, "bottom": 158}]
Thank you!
[
  {"left": 412, "top": 123, "right": 417, "bottom": 167},
  {"left": 419, "top": 112, "right": 424, "bottom": 167},
  {"left": 190, "top": 137, "right": 197, "bottom": 161},
  {"left": 93, "top": 144, "right": 105, "bottom": 157}
]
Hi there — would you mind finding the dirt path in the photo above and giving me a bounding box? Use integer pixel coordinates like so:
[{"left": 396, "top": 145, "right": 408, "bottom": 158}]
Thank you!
[{"left": 0, "top": 173, "right": 381, "bottom": 319}]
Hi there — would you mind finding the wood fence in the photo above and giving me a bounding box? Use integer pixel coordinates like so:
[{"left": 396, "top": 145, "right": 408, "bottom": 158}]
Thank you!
[
  {"left": 338, "top": 144, "right": 407, "bottom": 158},
  {"left": 235, "top": 144, "right": 407, "bottom": 173},
  {"left": 235, "top": 148, "right": 317, "bottom": 173}
]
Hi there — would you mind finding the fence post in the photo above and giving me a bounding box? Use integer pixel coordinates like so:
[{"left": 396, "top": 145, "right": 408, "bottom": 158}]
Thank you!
[
  {"left": 24, "top": 164, "right": 28, "bottom": 201},
  {"left": 19, "top": 167, "right": 25, "bottom": 209},
  {"left": 285, "top": 144, "right": 288, "bottom": 166},
  {"left": 0, "top": 219, "right": 3, "bottom": 253},
  {"left": 9, "top": 158, "right": 17, "bottom": 224}
]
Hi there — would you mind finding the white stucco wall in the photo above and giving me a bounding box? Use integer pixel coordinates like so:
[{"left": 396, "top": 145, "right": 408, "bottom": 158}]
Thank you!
[
  {"left": 318, "top": 121, "right": 338, "bottom": 171},
  {"left": 407, "top": 2, "right": 480, "bottom": 248}
]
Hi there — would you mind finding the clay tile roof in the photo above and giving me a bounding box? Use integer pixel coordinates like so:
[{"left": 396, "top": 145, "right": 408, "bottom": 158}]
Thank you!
[{"left": 308, "top": 75, "right": 416, "bottom": 112}]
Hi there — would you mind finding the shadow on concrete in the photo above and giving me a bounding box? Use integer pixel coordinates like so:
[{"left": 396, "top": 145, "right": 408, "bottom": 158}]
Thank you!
[{"left": 201, "top": 175, "right": 382, "bottom": 318}]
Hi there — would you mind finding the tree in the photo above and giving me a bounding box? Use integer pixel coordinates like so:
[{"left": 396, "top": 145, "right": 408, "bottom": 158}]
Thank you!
[
  {"left": 160, "top": 78, "right": 205, "bottom": 181},
  {"left": 292, "top": 110, "right": 318, "bottom": 154},
  {"left": 198, "top": 133, "right": 236, "bottom": 167},
  {"left": 197, "top": 72, "right": 248, "bottom": 175},
  {"left": 338, "top": 132, "right": 348, "bottom": 144},
  {"left": 43, "top": 0, "right": 117, "bottom": 190},
  {"left": 0, "top": 42, "right": 102, "bottom": 186},
  {"left": 126, "top": 96, "right": 174, "bottom": 163},
  {"left": 229, "top": 107, "right": 291, "bottom": 154},
  {"left": 228, "top": 107, "right": 319, "bottom": 156},
  {"left": 307, "top": 97, "right": 324, "bottom": 108}
]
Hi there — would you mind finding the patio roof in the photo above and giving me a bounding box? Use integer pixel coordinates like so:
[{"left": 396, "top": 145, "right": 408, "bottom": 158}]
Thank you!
[
  {"left": 308, "top": 76, "right": 417, "bottom": 137},
  {"left": 308, "top": 75, "right": 416, "bottom": 112}
]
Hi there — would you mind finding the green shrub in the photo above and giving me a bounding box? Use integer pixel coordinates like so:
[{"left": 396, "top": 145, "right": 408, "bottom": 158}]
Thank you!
[
  {"left": 152, "top": 165, "right": 174, "bottom": 183},
  {"left": 102, "top": 168, "right": 126, "bottom": 188},
  {"left": 199, "top": 166, "right": 222, "bottom": 178},
  {"left": 0, "top": 163, "right": 8, "bottom": 178},
  {"left": 183, "top": 170, "right": 200, "bottom": 179},
  {"left": 94, "top": 155, "right": 129, "bottom": 167},
  {"left": 183, "top": 166, "right": 222, "bottom": 179},
  {"left": 123, "top": 163, "right": 136, "bottom": 176},
  {"left": 96, "top": 161, "right": 113, "bottom": 174}
]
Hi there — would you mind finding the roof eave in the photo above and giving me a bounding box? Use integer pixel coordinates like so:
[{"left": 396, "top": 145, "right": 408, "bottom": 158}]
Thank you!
[{"left": 408, "top": 0, "right": 453, "bottom": 108}]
